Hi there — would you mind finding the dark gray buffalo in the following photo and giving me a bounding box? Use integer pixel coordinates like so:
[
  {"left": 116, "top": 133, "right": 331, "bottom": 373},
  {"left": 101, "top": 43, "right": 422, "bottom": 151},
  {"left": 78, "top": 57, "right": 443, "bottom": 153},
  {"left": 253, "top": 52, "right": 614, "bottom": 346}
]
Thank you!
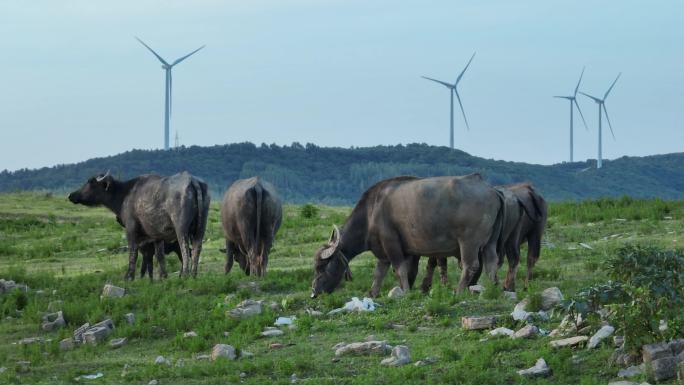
[
  {"left": 421, "top": 182, "right": 546, "bottom": 291},
  {"left": 68, "top": 171, "right": 210, "bottom": 279},
  {"left": 221, "top": 177, "right": 282, "bottom": 277},
  {"left": 311, "top": 174, "right": 505, "bottom": 298}
]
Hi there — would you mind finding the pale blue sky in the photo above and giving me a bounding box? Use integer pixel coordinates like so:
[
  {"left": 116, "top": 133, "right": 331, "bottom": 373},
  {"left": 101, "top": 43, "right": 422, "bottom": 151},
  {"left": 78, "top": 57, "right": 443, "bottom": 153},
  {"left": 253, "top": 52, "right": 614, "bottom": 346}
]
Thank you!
[{"left": 1, "top": 0, "right": 682, "bottom": 171}]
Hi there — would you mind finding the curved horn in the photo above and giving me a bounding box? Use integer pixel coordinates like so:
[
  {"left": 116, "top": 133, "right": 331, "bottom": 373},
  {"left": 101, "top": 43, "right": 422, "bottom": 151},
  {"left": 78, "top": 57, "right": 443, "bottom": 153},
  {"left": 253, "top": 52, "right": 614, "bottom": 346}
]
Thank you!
[
  {"left": 320, "top": 224, "right": 341, "bottom": 260},
  {"left": 96, "top": 170, "right": 111, "bottom": 182}
]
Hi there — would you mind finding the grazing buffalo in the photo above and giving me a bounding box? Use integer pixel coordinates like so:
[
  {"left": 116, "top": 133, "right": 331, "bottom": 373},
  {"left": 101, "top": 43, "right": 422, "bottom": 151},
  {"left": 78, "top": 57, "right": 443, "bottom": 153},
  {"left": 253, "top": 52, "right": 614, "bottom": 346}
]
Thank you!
[
  {"left": 221, "top": 177, "right": 282, "bottom": 277},
  {"left": 420, "top": 182, "right": 546, "bottom": 291},
  {"left": 68, "top": 171, "right": 210, "bottom": 279},
  {"left": 311, "top": 174, "right": 505, "bottom": 298}
]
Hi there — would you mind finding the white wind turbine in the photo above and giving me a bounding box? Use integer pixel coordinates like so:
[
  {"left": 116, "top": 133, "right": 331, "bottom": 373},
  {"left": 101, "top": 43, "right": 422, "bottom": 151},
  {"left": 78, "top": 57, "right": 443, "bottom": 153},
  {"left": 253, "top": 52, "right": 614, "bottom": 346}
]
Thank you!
[
  {"left": 580, "top": 73, "right": 621, "bottom": 169},
  {"left": 554, "top": 68, "right": 589, "bottom": 163}
]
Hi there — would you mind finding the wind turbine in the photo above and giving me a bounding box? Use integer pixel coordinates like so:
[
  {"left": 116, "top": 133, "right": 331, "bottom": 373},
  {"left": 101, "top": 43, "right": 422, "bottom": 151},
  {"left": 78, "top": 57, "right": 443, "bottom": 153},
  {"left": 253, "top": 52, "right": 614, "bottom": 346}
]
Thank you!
[
  {"left": 554, "top": 68, "right": 589, "bottom": 163},
  {"left": 580, "top": 73, "right": 621, "bottom": 169},
  {"left": 136, "top": 37, "right": 205, "bottom": 150},
  {"left": 422, "top": 52, "right": 475, "bottom": 149}
]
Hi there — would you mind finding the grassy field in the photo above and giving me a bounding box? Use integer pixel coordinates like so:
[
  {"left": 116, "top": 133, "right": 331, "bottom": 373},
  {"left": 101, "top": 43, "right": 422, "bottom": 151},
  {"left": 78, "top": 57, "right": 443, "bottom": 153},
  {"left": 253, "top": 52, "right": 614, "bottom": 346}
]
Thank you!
[{"left": 0, "top": 192, "right": 682, "bottom": 385}]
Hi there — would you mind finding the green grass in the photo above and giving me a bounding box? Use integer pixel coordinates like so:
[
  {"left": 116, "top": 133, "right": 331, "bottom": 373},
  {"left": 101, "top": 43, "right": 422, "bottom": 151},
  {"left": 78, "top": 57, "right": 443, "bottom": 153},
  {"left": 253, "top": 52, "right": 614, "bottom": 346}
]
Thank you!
[{"left": 0, "top": 192, "right": 683, "bottom": 384}]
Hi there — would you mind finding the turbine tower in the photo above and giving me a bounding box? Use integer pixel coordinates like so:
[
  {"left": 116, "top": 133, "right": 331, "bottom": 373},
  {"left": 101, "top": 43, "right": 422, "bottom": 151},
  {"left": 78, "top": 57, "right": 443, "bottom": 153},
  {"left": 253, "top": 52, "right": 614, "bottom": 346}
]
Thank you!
[
  {"left": 422, "top": 52, "right": 475, "bottom": 149},
  {"left": 554, "top": 68, "right": 589, "bottom": 163},
  {"left": 580, "top": 73, "right": 621, "bottom": 169},
  {"left": 136, "top": 37, "right": 205, "bottom": 150}
]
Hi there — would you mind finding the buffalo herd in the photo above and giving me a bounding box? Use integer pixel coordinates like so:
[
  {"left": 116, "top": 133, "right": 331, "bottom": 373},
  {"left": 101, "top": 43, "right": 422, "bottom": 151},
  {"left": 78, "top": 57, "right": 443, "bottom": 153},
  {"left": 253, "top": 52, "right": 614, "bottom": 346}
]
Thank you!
[{"left": 68, "top": 171, "right": 546, "bottom": 297}]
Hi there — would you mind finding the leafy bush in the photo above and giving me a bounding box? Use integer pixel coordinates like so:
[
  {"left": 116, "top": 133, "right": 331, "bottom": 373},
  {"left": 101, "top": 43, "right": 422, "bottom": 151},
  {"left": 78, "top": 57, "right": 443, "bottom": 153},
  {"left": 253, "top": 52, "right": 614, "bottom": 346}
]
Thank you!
[{"left": 300, "top": 203, "right": 320, "bottom": 219}]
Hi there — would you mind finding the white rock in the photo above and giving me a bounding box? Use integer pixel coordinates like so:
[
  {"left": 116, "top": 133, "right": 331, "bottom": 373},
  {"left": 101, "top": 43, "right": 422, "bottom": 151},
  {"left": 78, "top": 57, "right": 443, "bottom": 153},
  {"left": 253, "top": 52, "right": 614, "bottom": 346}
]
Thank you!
[
  {"left": 335, "top": 341, "right": 392, "bottom": 356},
  {"left": 503, "top": 291, "right": 518, "bottom": 301},
  {"left": 40, "top": 310, "right": 64, "bottom": 332},
  {"left": 414, "top": 357, "right": 438, "bottom": 366},
  {"left": 125, "top": 313, "right": 135, "bottom": 325},
  {"left": 387, "top": 286, "right": 405, "bottom": 299},
  {"left": 306, "top": 309, "right": 323, "bottom": 317},
  {"left": 211, "top": 344, "right": 237, "bottom": 361},
  {"left": 461, "top": 316, "right": 496, "bottom": 330},
  {"left": 101, "top": 284, "right": 125, "bottom": 298},
  {"left": 381, "top": 345, "right": 411, "bottom": 366},
  {"left": 110, "top": 337, "right": 127, "bottom": 349},
  {"left": 183, "top": 331, "right": 198, "bottom": 338},
  {"left": 261, "top": 329, "right": 284, "bottom": 337},
  {"left": 274, "top": 316, "right": 296, "bottom": 326},
  {"left": 513, "top": 325, "right": 539, "bottom": 339},
  {"left": 550, "top": 336, "right": 589, "bottom": 348},
  {"left": 579, "top": 242, "right": 593, "bottom": 250},
  {"left": 587, "top": 325, "right": 615, "bottom": 349},
  {"left": 489, "top": 327, "right": 515, "bottom": 337},
  {"left": 540, "top": 287, "right": 563, "bottom": 310},
  {"left": 617, "top": 364, "right": 644, "bottom": 378},
  {"left": 154, "top": 356, "right": 170, "bottom": 365},
  {"left": 227, "top": 299, "right": 262, "bottom": 319},
  {"left": 148, "top": 380, "right": 158, "bottom": 385},
  {"left": 517, "top": 358, "right": 551, "bottom": 378},
  {"left": 512, "top": 299, "right": 531, "bottom": 321}
]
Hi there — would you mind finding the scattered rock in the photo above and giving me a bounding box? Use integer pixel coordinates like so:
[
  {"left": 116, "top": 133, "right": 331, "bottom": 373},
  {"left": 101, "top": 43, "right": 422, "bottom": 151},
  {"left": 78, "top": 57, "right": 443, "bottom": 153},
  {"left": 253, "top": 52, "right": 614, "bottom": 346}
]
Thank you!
[
  {"left": 110, "top": 337, "right": 127, "bottom": 349},
  {"left": 540, "top": 287, "right": 563, "bottom": 310},
  {"left": 125, "top": 313, "right": 135, "bottom": 325},
  {"left": 513, "top": 325, "right": 539, "bottom": 339},
  {"left": 618, "top": 364, "right": 644, "bottom": 378},
  {"left": 211, "top": 344, "right": 237, "bottom": 361},
  {"left": 290, "top": 373, "right": 298, "bottom": 383},
  {"left": 512, "top": 299, "right": 531, "bottom": 321},
  {"left": 642, "top": 342, "right": 672, "bottom": 363},
  {"left": 669, "top": 339, "right": 684, "bottom": 356},
  {"left": 75, "top": 372, "right": 103, "bottom": 380},
  {"left": 241, "top": 351, "right": 254, "bottom": 359},
  {"left": 587, "top": 325, "right": 614, "bottom": 349},
  {"left": 47, "top": 300, "right": 63, "bottom": 312},
  {"left": 0, "top": 279, "right": 29, "bottom": 293},
  {"left": 183, "top": 331, "right": 198, "bottom": 338},
  {"left": 489, "top": 327, "right": 515, "bottom": 337},
  {"left": 19, "top": 337, "right": 44, "bottom": 345},
  {"left": 101, "top": 284, "right": 125, "bottom": 298},
  {"left": 414, "top": 357, "right": 438, "bottom": 367},
  {"left": 380, "top": 345, "right": 411, "bottom": 366},
  {"left": 41, "top": 311, "right": 66, "bottom": 331},
  {"left": 461, "top": 316, "right": 496, "bottom": 330},
  {"left": 332, "top": 342, "right": 347, "bottom": 350},
  {"left": 468, "top": 285, "right": 485, "bottom": 294},
  {"left": 550, "top": 336, "right": 589, "bottom": 348},
  {"left": 387, "top": 286, "right": 405, "bottom": 299},
  {"left": 74, "top": 323, "right": 91, "bottom": 343},
  {"left": 269, "top": 301, "right": 281, "bottom": 312},
  {"left": 328, "top": 297, "right": 377, "bottom": 314},
  {"left": 651, "top": 356, "right": 678, "bottom": 381},
  {"left": 83, "top": 326, "right": 111, "bottom": 345},
  {"left": 517, "top": 358, "right": 551, "bottom": 378},
  {"left": 60, "top": 338, "right": 75, "bottom": 351},
  {"left": 148, "top": 380, "right": 158, "bottom": 385},
  {"left": 577, "top": 326, "right": 592, "bottom": 335},
  {"left": 503, "top": 291, "right": 518, "bottom": 301},
  {"left": 274, "top": 316, "right": 296, "bottom": 326},
  {"left": 610, "top": 349, "right": 641, "bottom": 367},
  {"left": 305, "top": 309, "right": 323, "bottom": 317},
  {"left": 334, "top": 341, "right": 392, "bottom": 356},
  {"left": 261, "top": 328, "right": 284, "bottom": 337},
  {"left": 227, "top": 299, "right": 262, "bottom": 319},
  {"left": 154, "top": 356, "right": 171, "bottom": 365},
  {"left": 195, "top": 354, "right": 211, "bottom": 361},
  {"left": 614, "top": 336, "right": 625, "bottom": 348}
]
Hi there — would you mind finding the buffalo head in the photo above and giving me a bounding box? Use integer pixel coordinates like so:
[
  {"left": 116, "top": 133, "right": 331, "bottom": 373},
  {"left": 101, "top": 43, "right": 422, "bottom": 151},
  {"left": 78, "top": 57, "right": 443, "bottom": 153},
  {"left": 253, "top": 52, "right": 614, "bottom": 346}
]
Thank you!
[
  {"left": 311, "top": 225, "right": 352, "bottom": 298},
  {"left": 68, "top": 171, "right": 114, "bottom": 206}
]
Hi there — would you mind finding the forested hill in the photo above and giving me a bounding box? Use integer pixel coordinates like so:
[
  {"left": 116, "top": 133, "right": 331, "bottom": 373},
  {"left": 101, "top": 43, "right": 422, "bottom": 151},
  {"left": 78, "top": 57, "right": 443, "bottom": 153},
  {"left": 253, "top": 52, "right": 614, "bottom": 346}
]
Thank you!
[{"left": 2, "top": 143, "right": 683, "bottom": 204}]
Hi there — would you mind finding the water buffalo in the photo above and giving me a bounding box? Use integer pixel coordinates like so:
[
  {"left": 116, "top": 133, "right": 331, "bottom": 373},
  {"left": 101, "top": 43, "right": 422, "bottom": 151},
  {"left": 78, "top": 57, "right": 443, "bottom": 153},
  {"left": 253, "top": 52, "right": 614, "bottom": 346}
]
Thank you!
[
  {"left": 420, "top": 182, "right": 546, "bottom": 291},
  {"left": 311, "top": 174, "right": 505, "bottom": 298},
  {"left": 68, "top": 171, "right": 210, "bottom": 279},
  {"left": 221, "top": 177, "right": 282, "bottom": 277}
]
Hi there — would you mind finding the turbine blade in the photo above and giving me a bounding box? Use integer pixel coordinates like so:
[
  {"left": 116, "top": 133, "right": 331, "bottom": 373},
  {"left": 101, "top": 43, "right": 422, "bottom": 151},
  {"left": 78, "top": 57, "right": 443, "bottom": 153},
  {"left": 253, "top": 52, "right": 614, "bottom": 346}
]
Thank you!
[
  {"left": 135, "top": 37, "right": 170, "bottom": 66},
  {"left": 172, "top": 45, "right": 206, "bottom": 66},
  {"left": 579, "top": 92, "right": 602, "bottom": 104},
  {"left": 421, "top": 76, "right": 453, "bottom": 88},
  {"left": 574, "top": 99, "right": 589, "bottom": 131},
  {"left": 454, "top": 90, "right": 470, "bottom": 130},
  {"left": 554, "top": 95, "right": 573, "bottom": 99},
  {"left": 455, "top": 52, "right": 476, "bottom": 85},
  {"left": 604, "top": 72, "right": 621, "bottom": 100},
  {"left": 574, "top": 66, "right": 585, "bottom": 97},
  {"left": 602, "top": 104, "right": 615, "bottom": 139}
]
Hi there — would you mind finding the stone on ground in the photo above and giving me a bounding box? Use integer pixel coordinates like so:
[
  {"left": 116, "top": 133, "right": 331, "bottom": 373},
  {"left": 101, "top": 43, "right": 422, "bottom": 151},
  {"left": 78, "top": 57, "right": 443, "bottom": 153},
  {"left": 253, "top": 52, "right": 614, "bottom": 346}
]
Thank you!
[
  {"left": 490, "top": 327, "right": 514, "bottom": 337},
  {"left": 617, "top": 365, "right": 643, "bottom": 378},
  {"left": 154, "top": 356, "right": 171, "bottom": 365},
  {"left": 183, "top": 331, "right": 198, "bottom": 338},
  {"left": 41, "top": 311, "right": 66, "bottom": 331},
  {"left": 669, "top": 339, "right": 684, "bottom": 356},
  {"left": 73, "top": 323, "right": 90, "bottom": 343},
  {"left": 587, "top": 325, "right": 615, "bottom": 349},
  {"left": 517, "top": 358, "right": 551, "bottom": 378},
  {"left": 461, "top": 316, "right": 496, "bottom": 330},
  {"left": 642, "top": 342, "right": 672, "bottom": 363},
  {"left": 550, "top": 336, "right": 589, "bottom": 348},
  {"left": 261, "top": 327, "right": 284, "bottom": 337},
  {"left": 125, "top": 313, "right": 135, "bottom": 325},
  {"left": 59, "top": 338, "right": 75, "bottom": 351},
  {"left": 414, "top": 357, "right": 438, "bottom": 367},
  {"left": 380, "top": 345, "right": 411, "bottom": 367},
  {"left": 227, "top": 299, "right": 263, "bottom": 319},
  {"left": 387, "top": 286, "right": 405, "bottom": 299},
  {"left": 513, "top": 325, "right": 539, "bottom": 339},
  {"left": 540, "top": 287, "right": 563, "bottom": 310},
  {"left": 334, "top": 341, "right": 392, "bottom": 356},
  {"left": 211, "top": 344, "right": 237, "bottom": 361},
  {"left": 110, "top": 337, "right": 127, "bottom": 349},
  {"left": 503, "top": 291, "right": 518, "bottom": 301},
  {"left": 101, "top": 284, "right": 125, "bottom": 298},
  {"left": 650, "top": 356, "right": 677, "bottom": 381}
]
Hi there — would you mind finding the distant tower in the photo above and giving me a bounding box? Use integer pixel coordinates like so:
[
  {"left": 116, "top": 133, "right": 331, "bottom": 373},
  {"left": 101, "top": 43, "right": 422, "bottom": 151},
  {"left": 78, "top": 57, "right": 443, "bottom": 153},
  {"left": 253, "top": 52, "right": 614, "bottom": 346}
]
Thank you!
[{"left": 174, "top": 131, "right": 180, "bottom": 149}]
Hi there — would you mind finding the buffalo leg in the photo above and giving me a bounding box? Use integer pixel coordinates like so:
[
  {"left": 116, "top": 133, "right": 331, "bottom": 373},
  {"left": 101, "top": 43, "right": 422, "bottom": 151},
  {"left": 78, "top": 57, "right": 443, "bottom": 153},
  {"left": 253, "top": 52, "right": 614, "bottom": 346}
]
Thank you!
[
  {"left": 177, "top": 235, "right": 192, "bottom": 278},
  {"left": 154, "top": 241, "right": 167, "bottom": 279},
  {"left": 421, "top": 257, "right": 437, "bottom": 293},
  {"left": 525, "top": 233, "right": 542, "bottom": 289},
  {"left": 125, "top": 241, "right": 138, "bottom": 281},
  {"left": 438, "top": 257, "right": 449, "bottom": 286},
  {"left": 407, "top": 255, "right": 420, "bottom": 289},
  {"left": 190, "top": 237, "right": 202, "bottom": 277},
  {"left": 456, "top": 242, "right": 480, "bottom": 293},
  {"left": 369, "top": 259, "right": 390, "bottom": 298},
  {"left": 224, "top": 241, "right": 236, "bottom": 274},
  {"left": 503, "top": 243, "right": 520, "bottom": 292},
  {"left": 482, "top": 242, "right": 500, "bottom": 287}
]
